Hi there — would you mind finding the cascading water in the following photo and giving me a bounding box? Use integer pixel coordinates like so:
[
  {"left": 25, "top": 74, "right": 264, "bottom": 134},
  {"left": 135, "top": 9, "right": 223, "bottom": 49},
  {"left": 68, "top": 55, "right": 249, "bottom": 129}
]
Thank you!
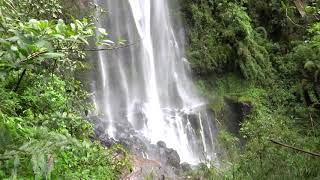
[{"left": 91, "top": 0, "right": 218, "bottom": 164}]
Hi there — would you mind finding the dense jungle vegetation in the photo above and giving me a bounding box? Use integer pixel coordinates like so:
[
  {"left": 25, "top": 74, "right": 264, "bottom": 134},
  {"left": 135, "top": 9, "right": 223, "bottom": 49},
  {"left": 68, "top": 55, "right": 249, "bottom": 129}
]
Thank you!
[
  {"left": 179, "top": 0, "right": 320, "bottom": 179},
  {"left": 0, "top": 0, "right": 131, "bottom": 179},
  {"left": 1, "top": 0, "right": 320, "bottom": 179}
]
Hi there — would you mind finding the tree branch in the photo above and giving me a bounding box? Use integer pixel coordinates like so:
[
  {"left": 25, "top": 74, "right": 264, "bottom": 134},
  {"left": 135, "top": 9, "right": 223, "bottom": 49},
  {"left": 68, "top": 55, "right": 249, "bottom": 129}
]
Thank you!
[
  {"left": 285, "top": 7, "right": 305, "bottom": 28},
  {"left": 57, "top": 38, "right": 143, "bottom": 52},
  {"left": 18, "top": 51, "right": 48, "bottom": 64},
  {"left": 270, "top": 139, "right": 320, "bottom": 157},
  {"left": 13, "top": 69, "right": 26, "bottom": 92},
  {"left": 7, "top": 39, "right": 143, "bottom": 62}
]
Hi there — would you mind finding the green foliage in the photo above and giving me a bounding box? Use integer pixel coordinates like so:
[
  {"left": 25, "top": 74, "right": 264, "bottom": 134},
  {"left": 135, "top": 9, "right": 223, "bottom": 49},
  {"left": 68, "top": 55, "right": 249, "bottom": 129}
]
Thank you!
[
  {"left": 0, "top": 116, "right": 131, "bottom": 179},
  {"left": 182, "top": 0, "right": 320, "bottom": 178},
  {"left": 247, "top": 0, "right": 297, "bottom": 41},
  {"left": 15, "top": 0, "right": 64, "bottom": 19},
  {"left": 234, "top": 90, "right": 320, "bottom": 179},
  {"left": 0, "top": 18, "right": 94, "bottom": 79},
  {"left": 53, "top": 143, "right": 131, "bottom": 179},
  {"left": 186, "top": 163, "right": 222, "bottom": 180},
  {"left": 180, "top": 0, "right": 273, "bottom": 82},
  {"left": 218, "top": 130, "right": 239, "bottom": 160},
  {"left": 0, "top": 0, "right": 132, "bottom": 179},
  {"left": 293, "top": 22, "right": 320, "bottom": 83},
  {"left": 144, "top": 171, "right": 156, "bottom": 180},
  {"left": 192, "top": 73, "right": 320, "bottom": 179},
  {"left": 247, "top": 0, "right": 319, "bottom": 44},
  {"left": 275, "top": 21, "right": 320, "bottom": 107}
]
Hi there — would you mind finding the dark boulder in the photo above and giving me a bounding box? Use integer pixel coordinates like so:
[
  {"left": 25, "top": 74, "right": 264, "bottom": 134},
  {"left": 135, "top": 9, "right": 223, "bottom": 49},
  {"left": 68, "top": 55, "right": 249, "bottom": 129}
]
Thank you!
[
  {"left": 165, "top": 149, "right": 181, "bottom": 168},
  {"left": 181, "top": 162, "right": 192, "bottom": 172},
  {"left": 157, "top": 141, "right": 167, "bottom": 148}
]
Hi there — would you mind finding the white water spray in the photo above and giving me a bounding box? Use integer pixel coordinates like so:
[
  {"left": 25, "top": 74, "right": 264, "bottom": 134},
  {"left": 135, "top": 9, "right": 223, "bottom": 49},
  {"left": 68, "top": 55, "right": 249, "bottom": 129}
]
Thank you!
[{"left": 92, "top": 0, "right": 217, "bottom": 164}]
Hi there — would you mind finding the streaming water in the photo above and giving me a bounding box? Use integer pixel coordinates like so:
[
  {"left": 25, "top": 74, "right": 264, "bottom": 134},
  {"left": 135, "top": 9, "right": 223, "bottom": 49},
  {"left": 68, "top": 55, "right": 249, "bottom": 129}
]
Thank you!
[{"left": 92, "top": 0, "right": 217, "bottom": 164}]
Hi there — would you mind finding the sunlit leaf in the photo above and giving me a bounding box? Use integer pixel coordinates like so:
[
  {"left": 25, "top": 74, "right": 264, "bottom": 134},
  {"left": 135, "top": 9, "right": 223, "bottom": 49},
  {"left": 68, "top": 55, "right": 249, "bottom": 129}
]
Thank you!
[
  {"left": 98, "top": 28, "right": 108, "bottom": 35},
  {"left": 42, "top": 52, "right": 65, "bottom": 59}
]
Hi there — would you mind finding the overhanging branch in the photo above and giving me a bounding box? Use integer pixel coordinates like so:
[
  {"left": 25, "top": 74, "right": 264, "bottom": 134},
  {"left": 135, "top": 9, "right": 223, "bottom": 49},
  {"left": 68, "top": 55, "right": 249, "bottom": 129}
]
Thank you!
[
  {"left": 271, "top": 139, "right": 320, "bottom": 157},
  {"left": 58, "top": 38, "right": 143, "bottom": 52}
]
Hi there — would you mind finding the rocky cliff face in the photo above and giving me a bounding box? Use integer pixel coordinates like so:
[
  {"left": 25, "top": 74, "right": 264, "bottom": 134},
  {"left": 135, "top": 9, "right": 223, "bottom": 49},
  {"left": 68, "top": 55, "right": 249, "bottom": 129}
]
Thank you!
[{"left": 92, "top": 116, "right": 194, "bottom": 179}]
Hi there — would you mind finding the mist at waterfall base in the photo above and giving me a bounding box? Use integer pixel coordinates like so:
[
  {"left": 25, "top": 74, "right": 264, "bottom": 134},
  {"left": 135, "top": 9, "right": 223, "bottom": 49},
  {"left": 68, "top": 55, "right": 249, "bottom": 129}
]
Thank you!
[{"left": 91, "top": 0, "right": 218, "bottom": 165}]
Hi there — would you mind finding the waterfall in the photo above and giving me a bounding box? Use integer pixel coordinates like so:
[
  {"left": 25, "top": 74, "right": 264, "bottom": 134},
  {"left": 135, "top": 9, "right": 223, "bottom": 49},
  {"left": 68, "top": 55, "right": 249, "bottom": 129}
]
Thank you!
[{"left": 92, "top": 0, "right": 217, "bottom": 164}]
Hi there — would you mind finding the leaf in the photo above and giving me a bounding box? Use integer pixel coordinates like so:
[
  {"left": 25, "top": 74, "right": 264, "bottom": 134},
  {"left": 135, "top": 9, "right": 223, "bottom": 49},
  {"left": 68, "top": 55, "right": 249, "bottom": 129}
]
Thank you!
[
  {"left": 304, "top": 60, "right": 315, "bottom": 70},
  {"left": 7, "top": 36, "right": 19, "bottom": 42},
  {"left": 98, "top": 28, "right": 108, "bottom": 35},
  {"left": 70, "top": 23, "right": 76, "bottom": 31},
  {"left": 35, "top": 40, "right": 52, "bottom": 50},
  {"left": 18, "top": 48, "right": 29, "bottom": 57},
  {"left": 79, "top": 36, "right": 89, "bottom": 45},
  {"left": 29, "top": 19, "right": 38, "bottom": 24},
  {"left": 11, "top": 45, "right": 18, "bottom": 51},
  {"left": 55, "top": 20, "right": 66, "bottom": 33},
  {"left": 0, "top": 71, "right": 7, "bottom": 80},
  {"left": 42, "top": 52, "right": 65, "bottom": 59},
  {"left": 102, "top": 39, "right": 114, "bottom": 44},
  {"left": 75, "top": 20, "right": 83, "bottom": 30},
  {"left": 25, "top": 64, "right": 35, "bottom": 69},
  {"left": 51, "top": 34, "right": 65, "bottom": 40}
]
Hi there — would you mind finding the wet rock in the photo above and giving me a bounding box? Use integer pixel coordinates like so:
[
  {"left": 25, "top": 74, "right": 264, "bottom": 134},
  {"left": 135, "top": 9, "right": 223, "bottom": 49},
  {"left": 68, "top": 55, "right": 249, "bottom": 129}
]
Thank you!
[
  {"left": 186, "top": 113, "right": 200, "bottom": 130},
  {"left": 157, "top": 141, "right": 167, "bottom": 148},
  {"left": 125, "top": 156, "right": 168, "bottom": 180},
  {"left": 98, "top": 133, "right": 116, "bottom": 147},
  {"left": 92, "top": 116, "right": 186, "bottom": 178},
  {"left": 93, "top": 121, "right": 117, "bottom": 147},
  {"left": 153, "top": 142, "right": 180, "bottom": 169},
  {"left": 181, "top": 162, "right": 192, "bottom": 172},
  {"left": 166, "top": 149, "right": 180, "bottom": 168}
]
